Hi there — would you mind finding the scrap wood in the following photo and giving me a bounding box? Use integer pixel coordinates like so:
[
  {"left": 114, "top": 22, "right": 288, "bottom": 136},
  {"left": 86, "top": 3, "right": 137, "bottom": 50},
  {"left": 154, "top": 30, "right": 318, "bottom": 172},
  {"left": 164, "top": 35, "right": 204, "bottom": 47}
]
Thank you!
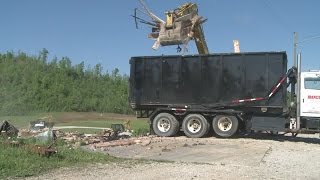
[
  {"left": 86, "top": 137, "right": 102, "bottom": 144},
  {"left": 18, "top": 129, "right": 37, "bottom": 137},
  {"left": 132, "top": 138, "right": 151, "bottom": 146},
  {"left": 91, "top": 137, "right": 152, "bottom": 149},
  {"left": 24, "top": 144, "right": 57, "bottom": 157},
  {"left": 93, "top": 139, "right": 136, "bottom": 148}
]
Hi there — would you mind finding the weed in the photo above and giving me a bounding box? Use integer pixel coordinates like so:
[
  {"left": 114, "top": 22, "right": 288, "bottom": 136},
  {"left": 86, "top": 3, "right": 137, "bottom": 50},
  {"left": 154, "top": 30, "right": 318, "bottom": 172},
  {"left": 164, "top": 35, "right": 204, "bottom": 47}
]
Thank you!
[
  {"left": 0, "top": 137, "right": 116, "bottom": 179},
  {"left": 132, "top": 128, "right": 150, "bottom": 137}
]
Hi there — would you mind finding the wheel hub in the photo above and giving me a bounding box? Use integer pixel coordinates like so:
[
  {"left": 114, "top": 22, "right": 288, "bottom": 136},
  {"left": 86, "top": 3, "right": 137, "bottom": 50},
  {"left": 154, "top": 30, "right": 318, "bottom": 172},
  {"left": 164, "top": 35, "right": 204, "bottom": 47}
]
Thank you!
[
  {"left": 157, "top": 118, "right": 171, "bottom": 132},
  {"left": 217, "top": 117, "right": 232, "bottom": 132},
  {"left": 187, "top": 119, "right": 201, "bottom": 133}
]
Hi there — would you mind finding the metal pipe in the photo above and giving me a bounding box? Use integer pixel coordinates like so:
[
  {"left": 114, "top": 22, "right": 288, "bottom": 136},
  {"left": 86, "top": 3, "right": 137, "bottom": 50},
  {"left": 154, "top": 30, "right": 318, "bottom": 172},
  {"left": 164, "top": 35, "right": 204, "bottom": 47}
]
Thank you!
[
  {"left": 293, "top": 32, "right": 298, "bottom": 106},
  {"left": 296, "top": 53, "right": 301, "bottom": 130}
]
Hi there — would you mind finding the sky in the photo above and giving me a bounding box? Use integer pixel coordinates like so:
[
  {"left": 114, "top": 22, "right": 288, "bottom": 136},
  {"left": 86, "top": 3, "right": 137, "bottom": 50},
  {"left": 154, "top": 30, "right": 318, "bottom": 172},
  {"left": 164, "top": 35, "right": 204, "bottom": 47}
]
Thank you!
[{"left": 1, "top": 0, "right": 320, "bottom": 74}]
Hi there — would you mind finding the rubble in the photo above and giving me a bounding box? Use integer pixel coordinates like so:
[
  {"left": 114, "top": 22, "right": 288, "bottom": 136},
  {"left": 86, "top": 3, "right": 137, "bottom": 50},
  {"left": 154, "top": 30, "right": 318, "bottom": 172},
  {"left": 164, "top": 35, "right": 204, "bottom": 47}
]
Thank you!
[
  {"left": 92, "top": 139, "right": 135, "bottom": 149},
  {"left": 0, "top": 120, "right": 19, "bottom": 136},
  {"left": 88, "top": 136, "right": 154, "bottom": 151},
  {"left": 52, "top": 126, "right": 135, "bottom": 149},
  {"left": 0, "top": 120, "right": 57, "bottom": 157},
  {"left": 18, "top": 128, "right": 56, "bottom": 139},
  {"left": 1, "top": 119, "right": 151, "bottom": 153}
]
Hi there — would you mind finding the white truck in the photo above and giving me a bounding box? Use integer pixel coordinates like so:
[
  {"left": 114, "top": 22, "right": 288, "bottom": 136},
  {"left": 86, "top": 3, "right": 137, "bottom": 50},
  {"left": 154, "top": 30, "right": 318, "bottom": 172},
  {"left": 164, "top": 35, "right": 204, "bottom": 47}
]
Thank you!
[{"left": 299, "top": 67, "right": 320, "bottom": 132}]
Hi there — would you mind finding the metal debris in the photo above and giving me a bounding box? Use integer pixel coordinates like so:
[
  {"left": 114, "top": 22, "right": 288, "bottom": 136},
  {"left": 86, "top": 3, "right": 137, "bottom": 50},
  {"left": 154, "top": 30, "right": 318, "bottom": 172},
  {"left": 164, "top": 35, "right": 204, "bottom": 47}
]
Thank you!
[
  {"left": 29, "top": 120, "right": 54, "bottom": 132},
  {"left": 133, "top": 0, "right": 209, "bottom": 54},
  {"left": 0, "top": 120, "right": 19, "bottom": 136}
]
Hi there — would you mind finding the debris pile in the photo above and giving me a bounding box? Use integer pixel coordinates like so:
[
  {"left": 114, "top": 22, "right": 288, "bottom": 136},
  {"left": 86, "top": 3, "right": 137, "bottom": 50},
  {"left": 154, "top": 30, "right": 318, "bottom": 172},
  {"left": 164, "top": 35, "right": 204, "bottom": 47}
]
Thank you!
[
  {"left": 18, "top": 122, "right": 132, "bottom": 147},
  {"left": 0, "top": 120, "right": 19, "bottom": 136},
  {"left": 1, "top": 120, "right": 143, "bottom": 154},
  {"left": 54, "top": 127, "right": 134, "bottom": 148},
  {"left": 18, "top": 128, "right": 56, "bottom": 142},
  {"left": 89, "top": 136, "right": 154, "bottom": 151},
  {"left": 56, "top": 129, "right": 112, "bottom": 146},
  {"left": 29, "top": 120, "right": 54, "bottom": 131},
  {"left": 1, "top": 120, "right": 57, "bottom": 157}
]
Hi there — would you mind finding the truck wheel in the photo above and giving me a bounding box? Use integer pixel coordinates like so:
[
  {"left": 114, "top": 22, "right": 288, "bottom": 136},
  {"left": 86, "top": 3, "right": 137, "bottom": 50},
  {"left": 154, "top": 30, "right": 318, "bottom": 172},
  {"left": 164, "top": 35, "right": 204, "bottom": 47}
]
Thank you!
[
  {"left": 152, "top": 113, "right": 179, "bottom": 137},
  {"left": 212, "top": 115, "right": 238, "bottom": 137},
  {"left": 182, "top": 114, "right": 209, "bottom": 138}
]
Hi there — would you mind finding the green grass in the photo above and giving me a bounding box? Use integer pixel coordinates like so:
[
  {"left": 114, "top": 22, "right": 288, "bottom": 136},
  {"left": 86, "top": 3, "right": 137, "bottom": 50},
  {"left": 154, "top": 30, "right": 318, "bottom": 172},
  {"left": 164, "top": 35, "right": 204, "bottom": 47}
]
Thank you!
[
  {"left": 0, "top": 113, "right": 48, "bottom": 128},
  {"left": 0, "top": 138, "right": 118, "bottom": 179},
  {"left": 0, "top": 112, "right": 69, "bottom": 128},
  {"left": 54, "top": 119, "right": 149, "bottom": 134},
  {"left": 56, "top": 120, "right": 148, "bottom": 131},
  {"left": 0, "top": 112, "right": 150, "bottom": 178},
  {"left": 0, "top": 112, "right": 149, "bottom": 134}
]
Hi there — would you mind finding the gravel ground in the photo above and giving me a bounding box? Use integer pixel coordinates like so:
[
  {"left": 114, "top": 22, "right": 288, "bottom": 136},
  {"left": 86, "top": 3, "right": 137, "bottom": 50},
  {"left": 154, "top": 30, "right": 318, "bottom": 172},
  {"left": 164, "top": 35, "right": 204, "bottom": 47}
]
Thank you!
[{"left": 27, "top": 133, "right": 320, "bottom": 180}]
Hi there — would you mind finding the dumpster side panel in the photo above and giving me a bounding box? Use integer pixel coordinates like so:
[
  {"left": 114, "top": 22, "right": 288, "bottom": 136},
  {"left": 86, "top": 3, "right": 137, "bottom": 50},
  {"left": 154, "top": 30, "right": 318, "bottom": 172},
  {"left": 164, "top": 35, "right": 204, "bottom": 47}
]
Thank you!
[{"left": 129, "top": 52, "right": 287, "bottom": 109}]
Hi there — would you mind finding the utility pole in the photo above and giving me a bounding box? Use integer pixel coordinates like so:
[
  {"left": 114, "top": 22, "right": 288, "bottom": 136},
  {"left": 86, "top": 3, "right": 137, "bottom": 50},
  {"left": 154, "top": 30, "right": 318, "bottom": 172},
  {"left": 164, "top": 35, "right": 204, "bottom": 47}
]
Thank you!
[
  {"left": 292, "top": 32, "right": 298, "bottom": 107},
  {"left": 293, "top": 32, "right": 298, "bottom": 67}
]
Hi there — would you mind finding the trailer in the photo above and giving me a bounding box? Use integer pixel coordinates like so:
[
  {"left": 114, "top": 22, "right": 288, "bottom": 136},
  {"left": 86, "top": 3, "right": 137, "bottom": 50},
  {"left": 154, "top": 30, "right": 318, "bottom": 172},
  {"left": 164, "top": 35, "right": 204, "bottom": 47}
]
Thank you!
[{"left": 129, "top": 52, "right": 320, "bottom": 138}]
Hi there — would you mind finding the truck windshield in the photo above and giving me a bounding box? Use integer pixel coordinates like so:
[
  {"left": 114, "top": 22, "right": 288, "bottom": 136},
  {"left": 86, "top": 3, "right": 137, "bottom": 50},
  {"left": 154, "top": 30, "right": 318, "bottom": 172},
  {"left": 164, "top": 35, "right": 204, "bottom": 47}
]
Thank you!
[{"left": 305, "top": 77, "right": 320, "bottom": 90}]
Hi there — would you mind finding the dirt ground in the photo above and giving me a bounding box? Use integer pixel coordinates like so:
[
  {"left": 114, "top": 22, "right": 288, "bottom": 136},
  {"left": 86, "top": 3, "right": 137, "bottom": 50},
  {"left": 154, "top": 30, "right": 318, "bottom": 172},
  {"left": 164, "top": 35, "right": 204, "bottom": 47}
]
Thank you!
[{"left": 27, "top": 133, "right": 320, "bottom": 180}]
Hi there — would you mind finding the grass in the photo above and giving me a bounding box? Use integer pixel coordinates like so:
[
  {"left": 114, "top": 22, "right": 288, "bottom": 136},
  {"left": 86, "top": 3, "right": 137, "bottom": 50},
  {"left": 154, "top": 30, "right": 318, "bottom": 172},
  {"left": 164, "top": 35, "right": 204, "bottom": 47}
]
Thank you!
[
  {"left": 0, "top": 138, "right": 118, "bottom": 179},
  {"left": 0, "top": 112, "right": 150, "bottom": 134},
  {"left": 55, "top": 119, "right": 149, "bottom": 134},
  {"left": 0, "top": 112, "right": 150, "bottom": 178},
  {"left": 0, "top": 113, "right": 48, "bottom": 128}
]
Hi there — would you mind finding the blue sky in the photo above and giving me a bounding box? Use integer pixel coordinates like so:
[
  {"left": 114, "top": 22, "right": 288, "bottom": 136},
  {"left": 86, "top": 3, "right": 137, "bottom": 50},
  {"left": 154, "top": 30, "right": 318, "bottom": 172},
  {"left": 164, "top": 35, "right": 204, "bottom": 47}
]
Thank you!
[{"left": 1, "top": 0, "right": 320, "bottom": 74}]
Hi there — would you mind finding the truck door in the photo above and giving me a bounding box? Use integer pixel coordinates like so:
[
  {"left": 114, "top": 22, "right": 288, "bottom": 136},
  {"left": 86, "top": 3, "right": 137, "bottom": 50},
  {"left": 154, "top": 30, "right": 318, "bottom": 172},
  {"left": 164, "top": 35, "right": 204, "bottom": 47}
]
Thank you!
[{"left": 300, "top": 72, "right": 320, "bottom": 117}]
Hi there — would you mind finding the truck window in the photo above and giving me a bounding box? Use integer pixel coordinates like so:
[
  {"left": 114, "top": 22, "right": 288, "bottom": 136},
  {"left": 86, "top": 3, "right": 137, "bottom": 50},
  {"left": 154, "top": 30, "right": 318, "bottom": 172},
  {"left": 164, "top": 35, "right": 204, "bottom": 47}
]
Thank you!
[{"left": 304, "top": 77, "right": 320, "bottom": 90}]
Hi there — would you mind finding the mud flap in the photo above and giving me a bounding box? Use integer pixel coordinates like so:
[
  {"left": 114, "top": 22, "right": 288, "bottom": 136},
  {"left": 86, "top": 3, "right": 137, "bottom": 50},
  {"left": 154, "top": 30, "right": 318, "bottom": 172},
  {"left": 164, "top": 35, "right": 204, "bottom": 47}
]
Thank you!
[{"left": 251, "top": 116, "right": 286, "bottom": 132}]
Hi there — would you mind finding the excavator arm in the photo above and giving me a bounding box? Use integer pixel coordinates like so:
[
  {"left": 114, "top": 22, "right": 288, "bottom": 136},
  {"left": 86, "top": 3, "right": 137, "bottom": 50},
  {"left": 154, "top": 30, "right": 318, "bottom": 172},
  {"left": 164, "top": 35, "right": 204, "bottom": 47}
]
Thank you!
[{"left": 193, "top": 24, "right": 209, "bottom": 55}]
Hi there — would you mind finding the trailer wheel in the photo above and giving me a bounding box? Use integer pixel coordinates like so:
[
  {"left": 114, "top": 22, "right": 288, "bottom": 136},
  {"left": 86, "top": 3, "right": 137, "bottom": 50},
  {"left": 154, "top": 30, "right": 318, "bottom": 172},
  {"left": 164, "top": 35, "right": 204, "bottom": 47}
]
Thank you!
[
  {"left": 152, "top": 113, "right": 179, "bottom": 137},
  {"left": 212, "top": 115, "right": 238, "bottom": 137},
  {"left": 182, "top": 114, "right": 209, "bottom": 138}
]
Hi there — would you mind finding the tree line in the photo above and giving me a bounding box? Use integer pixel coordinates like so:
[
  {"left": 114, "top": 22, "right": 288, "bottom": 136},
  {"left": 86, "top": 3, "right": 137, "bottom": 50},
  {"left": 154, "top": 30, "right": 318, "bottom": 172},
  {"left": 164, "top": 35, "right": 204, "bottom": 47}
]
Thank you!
[{"left": 0, "top": 49, "right": 132, "bottom": 115}]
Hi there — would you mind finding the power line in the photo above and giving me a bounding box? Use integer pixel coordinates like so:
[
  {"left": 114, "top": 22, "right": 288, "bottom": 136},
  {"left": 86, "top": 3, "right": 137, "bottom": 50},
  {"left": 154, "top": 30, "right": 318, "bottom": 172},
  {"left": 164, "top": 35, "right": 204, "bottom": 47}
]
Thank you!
[
  {"left": 299, "top": 35, "right": 320, "bottom": 44},
  {"left": 301, "top": 33, "right": 320, "bottom": 41}
]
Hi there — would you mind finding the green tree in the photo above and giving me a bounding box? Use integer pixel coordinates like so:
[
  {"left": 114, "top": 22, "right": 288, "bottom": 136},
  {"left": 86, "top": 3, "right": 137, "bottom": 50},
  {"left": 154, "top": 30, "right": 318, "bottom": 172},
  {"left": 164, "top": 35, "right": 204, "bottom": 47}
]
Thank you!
[{"left": 0, "top": 51, "right": 132, "bottom": 115}]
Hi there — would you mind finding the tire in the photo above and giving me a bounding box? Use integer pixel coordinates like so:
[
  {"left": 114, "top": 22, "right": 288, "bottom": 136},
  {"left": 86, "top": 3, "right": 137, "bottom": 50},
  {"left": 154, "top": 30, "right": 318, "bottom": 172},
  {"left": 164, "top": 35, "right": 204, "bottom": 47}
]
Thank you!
[
  {"left": 182, "top": 114, "right": 209, "bottom": 138},
  {"left": 152, "top": 113, "right": 179, "bottom": 137},
  {"left": 212, "top": 115, "right": 239, "bottom": 138}
]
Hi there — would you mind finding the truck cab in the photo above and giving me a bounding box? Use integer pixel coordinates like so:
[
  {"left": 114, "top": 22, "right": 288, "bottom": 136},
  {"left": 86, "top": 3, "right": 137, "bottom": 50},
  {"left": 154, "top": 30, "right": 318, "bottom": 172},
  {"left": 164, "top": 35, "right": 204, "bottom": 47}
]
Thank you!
[{"left": 300, "top": 71, "right": 320, "bottom": 130}]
